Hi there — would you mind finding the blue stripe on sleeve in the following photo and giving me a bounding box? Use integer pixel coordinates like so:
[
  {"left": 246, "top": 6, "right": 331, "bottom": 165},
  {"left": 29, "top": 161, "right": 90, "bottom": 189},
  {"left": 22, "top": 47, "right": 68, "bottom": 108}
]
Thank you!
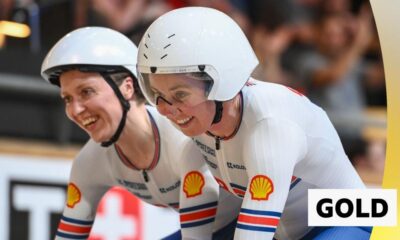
[
  {"left": 179, "top": 201, "right": 218, "bottom": 213},
  {"left": 181, "top": 217, "right": 215, "bottom": 228},
  {"left": 230, "top": 183, "right": 247, "bottom": 191},
  {"left": 240, "top": 208, "right": 282, "bottom": 217},
  {"left": 56, "top": 231, "right": 89, "bottom": 239},
  {"left": 236, "top": 223, "right": 276, "bottom": 232},
  {"left": 290, "top": 178, "right": 301, "bottom": 190},
  {"left": 61, "top": 216, "right": 94, "bottom": 225}
]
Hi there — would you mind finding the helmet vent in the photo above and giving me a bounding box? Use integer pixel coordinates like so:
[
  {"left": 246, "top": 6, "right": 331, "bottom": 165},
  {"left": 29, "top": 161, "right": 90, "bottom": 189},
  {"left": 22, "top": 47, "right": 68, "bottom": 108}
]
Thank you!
[
  {"left": 145, "top": 43, "right": 148, "bottom": 48},
  {"left": 161, "top": 54, "right": 168, "bottom": 60},
  {"left": 168, "top": 34, "right": 175, "bottom": 39},
  {"left": 143, "top": 54, "right": 148, "bottom": 59},
  {"left": 164, "top": 44, "right": 171, "bottom": 49}
]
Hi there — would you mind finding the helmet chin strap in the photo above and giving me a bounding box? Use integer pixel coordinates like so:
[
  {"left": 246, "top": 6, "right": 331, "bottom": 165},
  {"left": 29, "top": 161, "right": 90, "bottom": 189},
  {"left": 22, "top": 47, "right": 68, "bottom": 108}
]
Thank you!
[
  {"left": 212, "top": 101, "right": 223, "bottom": 124},
  {"left": 100, "top": 73, "right": 131, "bottom": 147}
]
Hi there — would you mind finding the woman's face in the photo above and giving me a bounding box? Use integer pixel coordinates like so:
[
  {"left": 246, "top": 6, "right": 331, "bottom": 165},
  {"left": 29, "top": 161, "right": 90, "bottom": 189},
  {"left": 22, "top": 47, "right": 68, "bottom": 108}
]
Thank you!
[
  {"left": 148, "top": 73, "right": 215, "bottom": 137},
  {"left": 59, "top": 70, "right": 123, "bottom": 142},
  {"left": 318, "top": 16, "right": 348, "bottom": 57}
]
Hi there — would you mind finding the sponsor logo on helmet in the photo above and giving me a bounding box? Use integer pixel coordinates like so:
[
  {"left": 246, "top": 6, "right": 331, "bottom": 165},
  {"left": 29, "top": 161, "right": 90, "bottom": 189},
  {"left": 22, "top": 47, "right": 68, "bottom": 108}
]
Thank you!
[
  {"left": 183, "top": 171, "right": 205, "bottom": 198},
  {"left": 67, "top": 183, "right": 81, "bottom": 208},
  {"left": 250, "top": 175, "right": 274, "bottom": 201}
]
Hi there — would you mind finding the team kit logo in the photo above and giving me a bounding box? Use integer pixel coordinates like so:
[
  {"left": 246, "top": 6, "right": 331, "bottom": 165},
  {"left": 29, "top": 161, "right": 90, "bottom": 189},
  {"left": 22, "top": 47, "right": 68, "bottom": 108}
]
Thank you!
[
  {"left": 183, "top": 171, "right": 205, "bottom": 198},
  {"left": 67, "top": 183, "right": 81, "bottom": 208},
  {"left": 250, "top": 175, "right": 274, "bottom": 201}
]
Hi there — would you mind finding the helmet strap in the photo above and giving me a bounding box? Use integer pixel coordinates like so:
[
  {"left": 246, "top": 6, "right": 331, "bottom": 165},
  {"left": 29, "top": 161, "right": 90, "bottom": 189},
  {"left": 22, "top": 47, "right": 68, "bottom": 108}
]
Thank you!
[
  {"left": 212, "top": 101, "right": 223, "bottom": 124},
  {"left": 100, "top": 73, "right": 131, "bottom": 147}
]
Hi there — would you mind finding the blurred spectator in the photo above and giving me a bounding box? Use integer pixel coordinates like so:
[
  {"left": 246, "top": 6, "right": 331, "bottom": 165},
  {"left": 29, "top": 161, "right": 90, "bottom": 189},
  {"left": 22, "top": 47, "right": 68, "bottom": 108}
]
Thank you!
[
  {"left": 363, "top": 60, "right": 386, "bottom": 106},
  {"left": 0, "top": 0, "right": 14, "bottom": 20},
  {"left": 317, "top": 0, "right": 358, "bottom": 36},
  {"left": 290, "top": 0, "right": 321, "bottom": 45},
  {"left": 319, "top": 0, "right": 352, "bottom": 15},
  {"left": 251, "top": 24, "right": 293, "bottom": 85},
  {"left": 74, "top": 0, "right": 147, "bottom": 32},
  {"left": 363, "top": 139, "right": 386, "bottom": 175},
  {"left": 73, "top": 0, "right": 251, "bottom": 46},
  {"left": 343, "top": 136, "right": 385, "bottom": 185},
  {"left": 168, "top": 0, "right": 251, "bottom": 36},
  {"left": 74, "top": 0, "right": 170, "bottom": 44},
  {"left": 297, "top": 5, "right": 373, "bottom": 139},
  {"left": 248, "top": 0, "right": 295, "bottom": 85}
]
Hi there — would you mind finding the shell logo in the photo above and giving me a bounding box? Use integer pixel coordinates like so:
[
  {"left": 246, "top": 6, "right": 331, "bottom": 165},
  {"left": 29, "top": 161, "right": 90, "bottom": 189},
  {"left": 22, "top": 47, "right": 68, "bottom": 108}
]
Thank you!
[
  {"left": 249, "top": 175, "right": 274, "bottom": 201},
  {"left": 183, "top": 171, "right": 205, "bottom": 198},
  {"left": 67, "top": 183, "right": 81, "bottom": 208}
]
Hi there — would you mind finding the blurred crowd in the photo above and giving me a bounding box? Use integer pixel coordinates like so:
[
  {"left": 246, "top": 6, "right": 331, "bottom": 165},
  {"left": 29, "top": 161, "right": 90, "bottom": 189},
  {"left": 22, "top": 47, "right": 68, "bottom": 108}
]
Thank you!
[{"left": 0, "top": 0, "right": 386, "bottom": 183}]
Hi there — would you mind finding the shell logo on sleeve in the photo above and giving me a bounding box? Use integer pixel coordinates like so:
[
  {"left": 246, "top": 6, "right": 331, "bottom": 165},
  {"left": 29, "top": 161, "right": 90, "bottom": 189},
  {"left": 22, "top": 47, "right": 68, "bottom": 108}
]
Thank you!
[
  {"left": 183, "top": 171, "right": 205, "bottom": 198},
  {"left": 250, "top": 175, "right": 274, "bottom": 200},
  {"left": 67, "top": 183, "right": 81, "bottom": 208}
]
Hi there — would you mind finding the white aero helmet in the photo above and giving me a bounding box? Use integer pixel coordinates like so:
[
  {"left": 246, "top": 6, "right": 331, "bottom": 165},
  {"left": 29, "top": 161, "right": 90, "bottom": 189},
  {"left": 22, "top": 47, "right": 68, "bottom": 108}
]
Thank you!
[
  {"left": 41, "top": 26, "right": 138, "bottom": 85},
  {"left": 137, "top": 7, "right": 259, "bottom": 103},
  {"left": 41, "top": 27, "right": 139, "bottom": 147}
]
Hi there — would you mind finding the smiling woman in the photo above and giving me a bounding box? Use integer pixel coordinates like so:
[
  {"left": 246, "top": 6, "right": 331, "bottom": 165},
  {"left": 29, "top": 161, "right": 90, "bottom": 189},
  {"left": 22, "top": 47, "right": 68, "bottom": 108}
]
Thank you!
[
  {"left": 59, "top": 70, "right": 126, "bottom": 143},
  {"left": 144, "top": 73, "right": 216, "bottom": 136},
  {"left": 137, "top": 7, "right": 372, "bottom": 240},
  {"left": 40, "top": 27, "right": 242, "bottom": 240}
]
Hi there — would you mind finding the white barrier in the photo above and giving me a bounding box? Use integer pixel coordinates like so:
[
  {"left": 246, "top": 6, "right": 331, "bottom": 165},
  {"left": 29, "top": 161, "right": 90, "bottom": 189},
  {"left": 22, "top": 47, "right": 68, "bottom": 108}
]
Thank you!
[{"left": 0, "top": 154, "right": 179, "bottom": 240}]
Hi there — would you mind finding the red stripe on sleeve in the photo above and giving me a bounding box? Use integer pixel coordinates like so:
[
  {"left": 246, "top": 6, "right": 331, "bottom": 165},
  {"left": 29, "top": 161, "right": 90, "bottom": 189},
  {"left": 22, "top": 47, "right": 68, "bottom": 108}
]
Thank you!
[
  {"left": 233, "top": 189, "right": 245, "bottom": 196},
  {"left": 58, "top": 222, "right": 92, "bottom": 234},
  {"left": 238, "top": 214, "right": 280, "bottom": 226},
  {"left": 180, "top": 208, "right": 217, "bottom": 222}
]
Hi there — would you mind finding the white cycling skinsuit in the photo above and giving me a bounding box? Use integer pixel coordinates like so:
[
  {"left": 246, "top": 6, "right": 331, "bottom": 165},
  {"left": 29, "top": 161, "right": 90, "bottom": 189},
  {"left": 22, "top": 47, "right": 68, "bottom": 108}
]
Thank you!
[
  {"left": 55, "top": 106, "right": 241, "bottom": 240},
  {"left": 192, "top": 80, "right": 366, "bottom": 240}
]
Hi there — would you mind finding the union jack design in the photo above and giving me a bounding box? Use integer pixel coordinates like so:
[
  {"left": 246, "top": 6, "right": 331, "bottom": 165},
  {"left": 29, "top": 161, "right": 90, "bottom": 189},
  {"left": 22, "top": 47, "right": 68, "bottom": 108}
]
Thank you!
[
  {"left": 180, "top": 201, "right": 217, "bottom": 228},
  {"left": 56, "top": 215, "right": 93, "bottom": 239},
  {"left": 236, "top": 208, "right": 281, "bottom": 233}
]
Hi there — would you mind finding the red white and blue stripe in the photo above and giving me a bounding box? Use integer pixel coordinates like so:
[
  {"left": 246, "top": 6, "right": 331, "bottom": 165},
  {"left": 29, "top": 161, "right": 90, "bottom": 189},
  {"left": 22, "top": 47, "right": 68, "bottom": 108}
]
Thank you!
[
  {"left": 56, "top": 215, "right": 93, "bottom": 239},
  {"left": 180, "top": 201, "right": 217, "bottom": 228},
  {"left": 230, "top": 183, "right": 246, "bottom": 198},
  {"left": 290, "top": 176, "right": 301, "bottom": 190},
  {"left": 236, "top": 208, "right": 281, "bottom": 233}
]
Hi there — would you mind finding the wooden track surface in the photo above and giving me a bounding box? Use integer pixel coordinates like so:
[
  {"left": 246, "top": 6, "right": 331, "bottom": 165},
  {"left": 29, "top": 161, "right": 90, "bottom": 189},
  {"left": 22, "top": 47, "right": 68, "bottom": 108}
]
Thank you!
[{"left": 0, "top": 138, "right": 82, "bottom": 159}]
